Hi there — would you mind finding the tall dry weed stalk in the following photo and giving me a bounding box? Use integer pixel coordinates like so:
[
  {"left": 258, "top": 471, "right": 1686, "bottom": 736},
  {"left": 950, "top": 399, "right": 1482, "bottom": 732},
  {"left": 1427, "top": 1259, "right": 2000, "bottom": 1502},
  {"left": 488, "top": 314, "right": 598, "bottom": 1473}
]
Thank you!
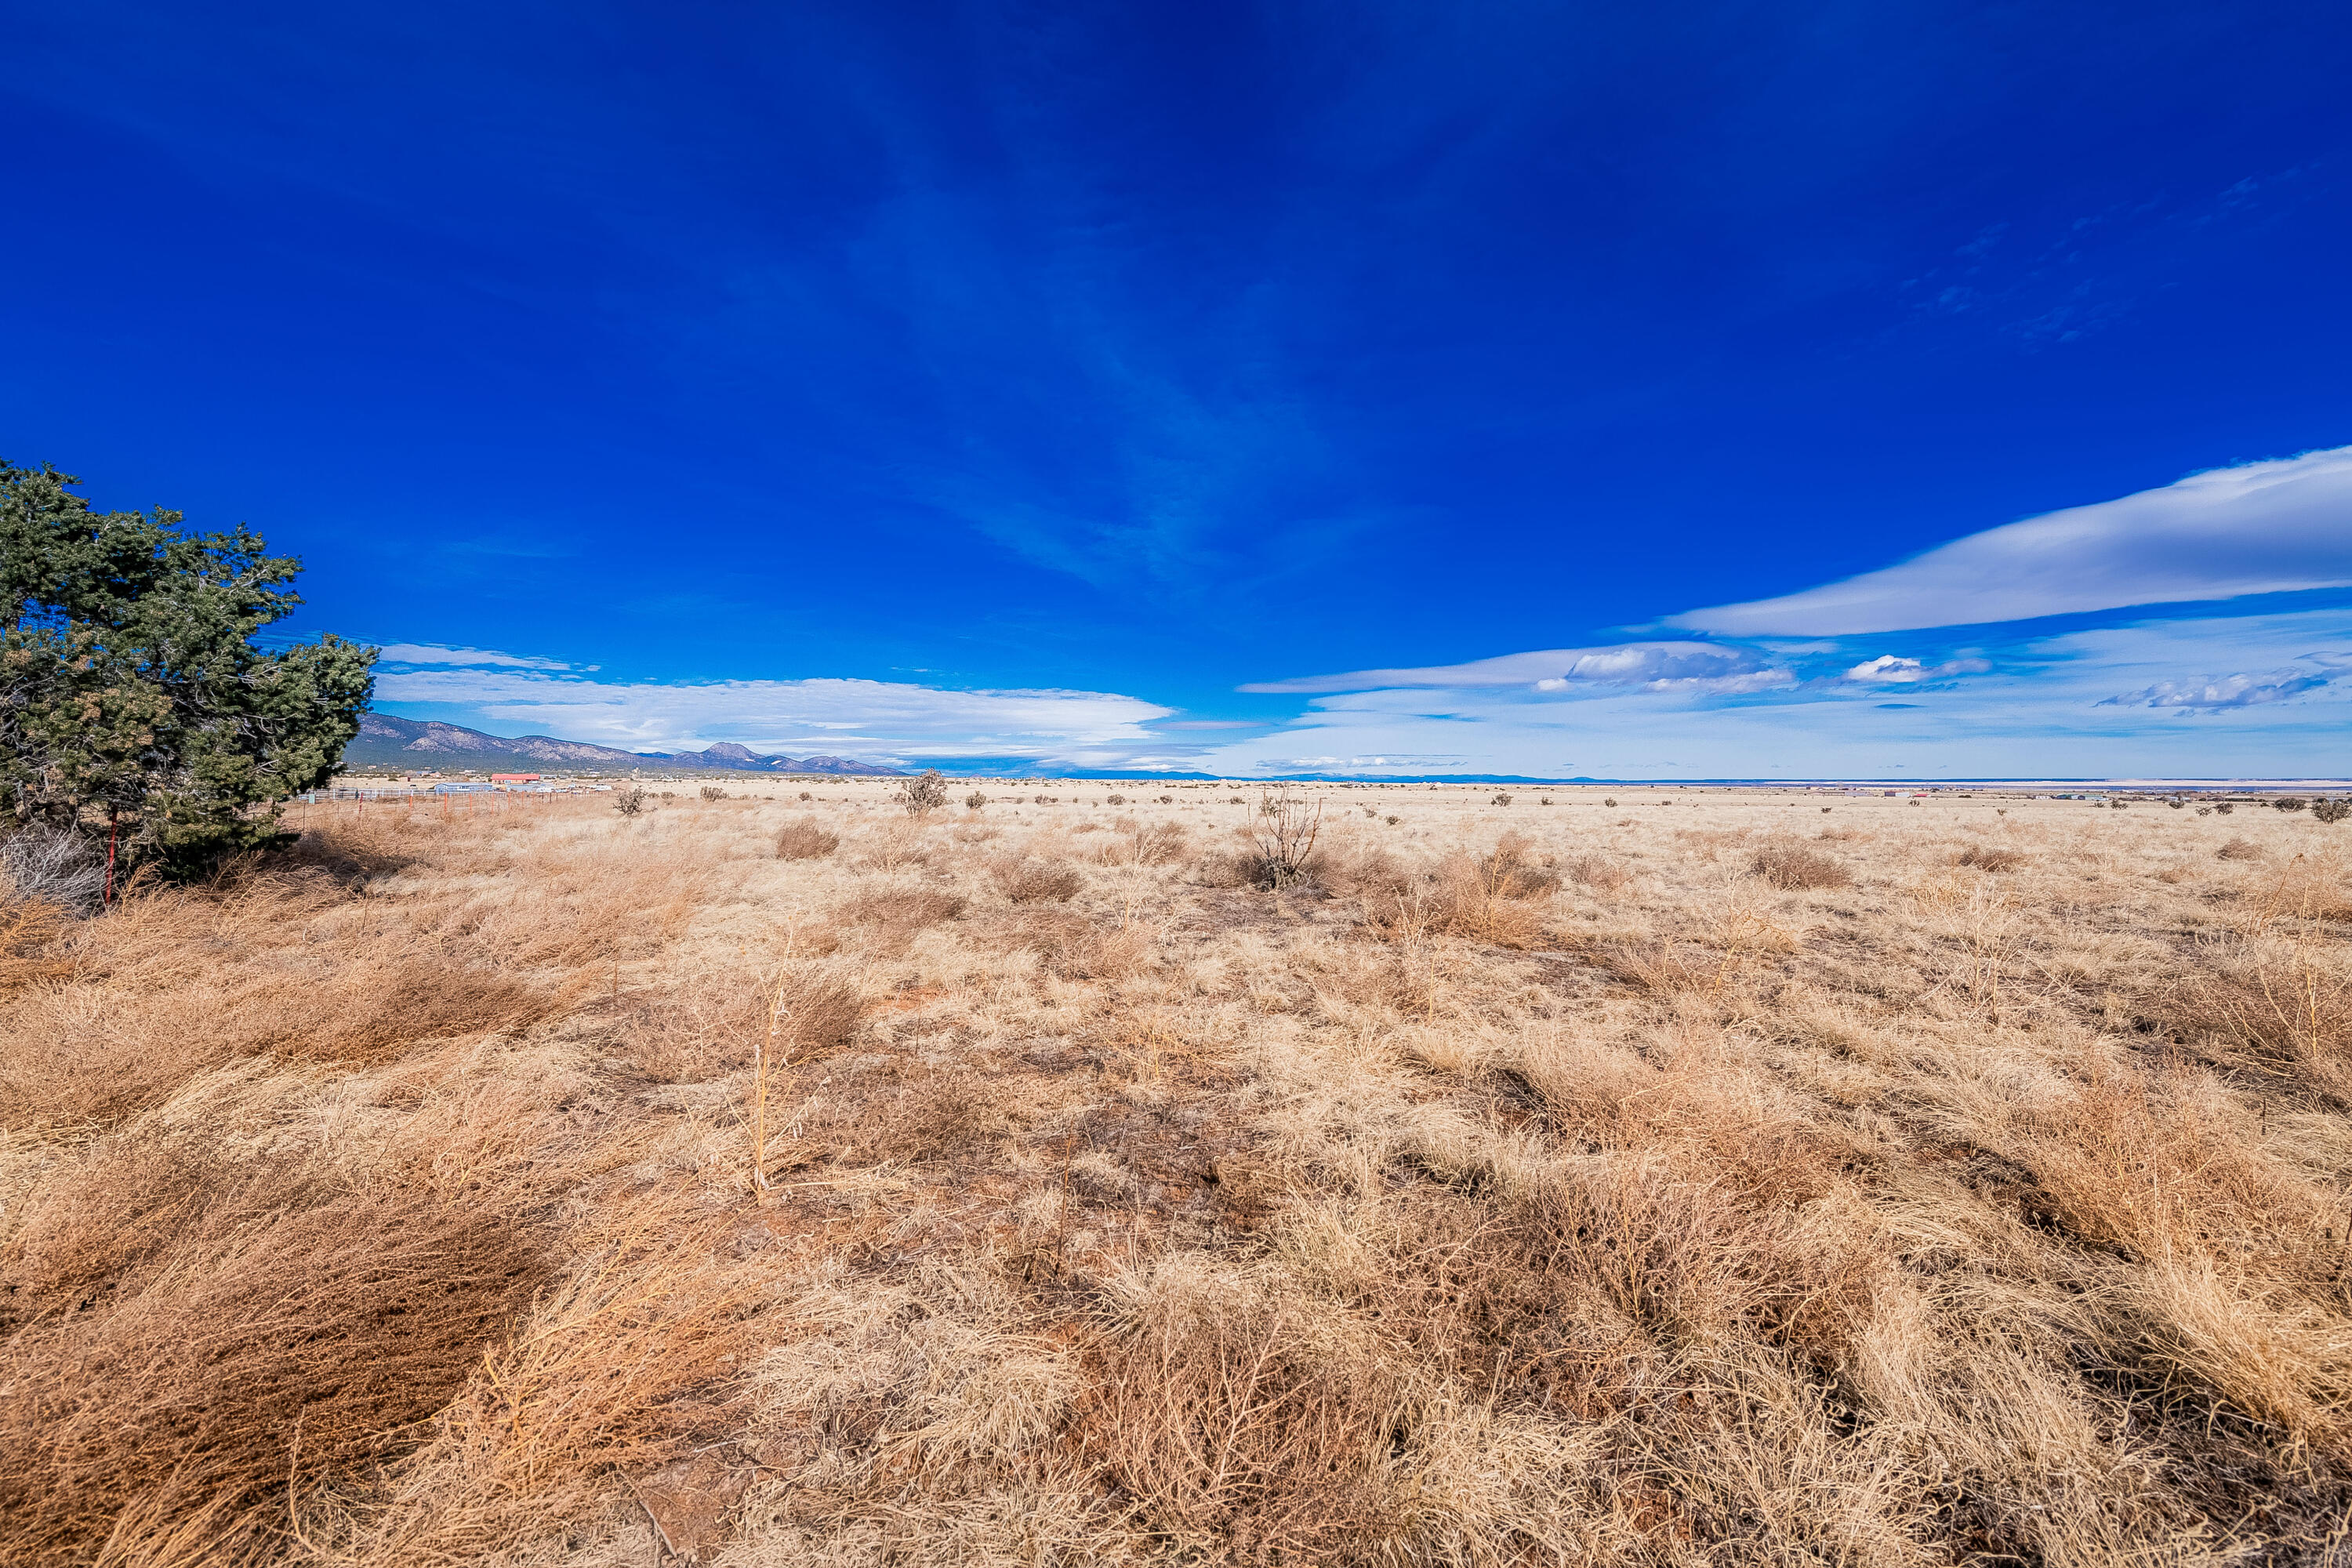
[
  {"left": 750, "top": 931, "right": 798, "bottom": 1201},
  {"left": 1915, "top": 870, "right": 2023, "bottom": 1014}
]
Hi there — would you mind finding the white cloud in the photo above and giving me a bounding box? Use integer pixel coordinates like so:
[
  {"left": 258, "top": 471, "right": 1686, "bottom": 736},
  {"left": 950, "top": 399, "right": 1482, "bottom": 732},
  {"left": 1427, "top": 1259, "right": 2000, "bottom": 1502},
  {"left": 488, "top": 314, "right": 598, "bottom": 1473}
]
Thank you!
[
  {"left": 1842, "top": 655, "right": 1990, "bottom": 684},
  {"left": 2098, "top": 667, "right": 2339, "bottom": 711},
  {"left": 1243, "top": 641, "right": 1785, "bottom": 695},
  {"left": 1191, "top": 608, "right": 2352, "bottom": 779},
  {"left": 374, "top": 665, "right": 1172, "bottom": 761},
  {"left": 1846, "top": 655, "right": 1926, "bottom": 682},
  {"left": 1674, "top": 444, "right": 2352, "bottom": 635},
  {"left": 376, "top": 642, "right": 572, "bottom": 670}
]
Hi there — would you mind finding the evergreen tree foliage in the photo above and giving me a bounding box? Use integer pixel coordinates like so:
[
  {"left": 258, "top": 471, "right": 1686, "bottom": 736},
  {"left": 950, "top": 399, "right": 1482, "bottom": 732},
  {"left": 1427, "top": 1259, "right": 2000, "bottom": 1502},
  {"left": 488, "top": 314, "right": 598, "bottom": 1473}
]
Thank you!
[{"left": 1, "top": 462, "right": 377, "bottom": 877}]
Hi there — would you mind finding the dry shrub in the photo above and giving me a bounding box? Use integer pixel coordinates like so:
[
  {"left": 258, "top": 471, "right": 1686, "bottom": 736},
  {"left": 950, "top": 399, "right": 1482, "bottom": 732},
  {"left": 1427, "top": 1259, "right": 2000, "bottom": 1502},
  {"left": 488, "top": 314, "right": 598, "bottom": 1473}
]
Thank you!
[
  {"left": 1095, "top": 819, "right": 1189, "bottom": 867},
  {"left": 856, "top": 822, "right": 935, "bottom": 872},
  {"left": 1479, "top": 831, "right": 1559, "bottom": 897},
  {"left": 1957, "top": 844, "right": 2027, "bottom": 872},
  {"left": 1392, "top": 833, "right": 1559, "bottom": 949},
  {"left": 993, "top": 855, "right": 1083, "bottom": 903},
  {"left": 775, "top": 817, "right": 841, "bottom": 860},
  {"left": 839, "top": 884, "right": 967, "bottom": 956},
  {"left": 1991, "top": 1074, "right": 2352, "bottom": 1458},
  {"left": 0, "top": 1166, "right": 548, "bottom": 1565},
  {"left": 298, "top": 961, "right": 552, "bottom": 1065},
  {"left": 1080, "top": 1256, "right": 1406, "bottom": 1558},
  {"left": 848, "top": 1063, "right": 1019, "bottom": 1164},
  {"left": 349, "top": 1196, "right": 771, "bottom": 1564},
  {"left": 2096, "top": 1255, "right": 2352, "bottom": 1465},
  {"left": 986, "top": 906, "right": 1158, "bottom": 980},
  {"left": 2219, "top": 837, "right": 2263, "bottom": 861},
  {"left": 1750, "top": 840, "right": 1853, "bottom": 890},
  {"left": 1562, "top": 852, "right": 1631, "bottom": 893},
  {"left": 2152, "top": 948, "right": 2352, "bottom": 1102},
  {"left": 0, "top": 896, "right": 74, "bottom": 993},
  {"left": 629, "top": 964, "right": 864, "bottom": 1082},
  {"left": 1998, "top": 1073, "right": 2318, "bottom": 1261},
  {"left": 278, "top": 810, "right": 434, "bottom": 884},
  {"left": 841, "top": 885, "right": 966, "bottom": 931},
  {"left": 0, "top": 949, "right": 556, "bottom": 1131},
  {"left": 764, "top": 973, "right": 865, "bottom": 1060}
]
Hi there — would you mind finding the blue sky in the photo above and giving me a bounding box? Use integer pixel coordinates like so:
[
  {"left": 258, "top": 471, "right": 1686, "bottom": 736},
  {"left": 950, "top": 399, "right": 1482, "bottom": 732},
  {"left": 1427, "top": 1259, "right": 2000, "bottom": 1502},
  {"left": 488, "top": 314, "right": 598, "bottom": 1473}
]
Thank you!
[{"left": 7, "top": 1, "right": 2350, "bottom": 777}]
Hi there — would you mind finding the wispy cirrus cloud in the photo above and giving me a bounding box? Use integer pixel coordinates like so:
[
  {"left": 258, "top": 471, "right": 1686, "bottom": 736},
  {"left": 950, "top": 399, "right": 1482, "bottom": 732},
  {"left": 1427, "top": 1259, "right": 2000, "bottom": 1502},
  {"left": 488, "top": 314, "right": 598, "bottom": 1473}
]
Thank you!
[
  {"left": 1673, "top": 445, "right": 2352, "bottom": 635},
  {"left": 376, "top": 642, "right": 575, "bottom": 670},
  {"left": 1243, "top": 641, "right": 1788, "bottom": 695}
]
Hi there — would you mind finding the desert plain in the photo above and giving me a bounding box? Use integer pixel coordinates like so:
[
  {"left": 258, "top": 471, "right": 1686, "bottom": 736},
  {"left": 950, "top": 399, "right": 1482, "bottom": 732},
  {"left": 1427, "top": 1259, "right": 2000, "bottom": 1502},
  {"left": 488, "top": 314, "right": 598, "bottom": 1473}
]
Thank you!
[{"left": 3, "top": 782, "right": 2350, "bottom": 1566}]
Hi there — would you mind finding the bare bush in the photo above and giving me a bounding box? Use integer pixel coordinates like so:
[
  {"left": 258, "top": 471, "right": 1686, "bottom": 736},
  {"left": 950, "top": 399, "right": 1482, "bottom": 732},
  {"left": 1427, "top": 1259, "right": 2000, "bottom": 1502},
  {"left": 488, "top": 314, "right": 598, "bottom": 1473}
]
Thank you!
[
  {"left": 2314, "top": 797, "right": 2350, "bottom": 825},
  {"left": 1, "top": 825, "right": 106, "bottom": 916},
  {"left": 965, "top": 790, "right": 989, "bottom": 810},
  {"left": 699, "top": 785, "right": 728, "bottom": 801},
  {"left": 615, "top": 787, "right": 648, "bottom": 816},
  {"left": 2273, "top": 797, "right": 2309, "bottom": 812},
  {"left": 775, "top": 817, "right": 840, "bottom": 860},
  {"left": 1243, "top": 792, "right": 1323, "bottom": 889},
  {"left": 1749, "top": 840, "right": 1853, "bottom": 890}
]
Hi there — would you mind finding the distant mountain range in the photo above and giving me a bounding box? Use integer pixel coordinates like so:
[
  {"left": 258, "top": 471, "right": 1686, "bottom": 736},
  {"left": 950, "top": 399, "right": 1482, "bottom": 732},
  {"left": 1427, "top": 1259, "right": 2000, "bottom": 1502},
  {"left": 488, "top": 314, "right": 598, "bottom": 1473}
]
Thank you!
[{"left": 344, "top": 714, "right": 905, "bottom": 776}]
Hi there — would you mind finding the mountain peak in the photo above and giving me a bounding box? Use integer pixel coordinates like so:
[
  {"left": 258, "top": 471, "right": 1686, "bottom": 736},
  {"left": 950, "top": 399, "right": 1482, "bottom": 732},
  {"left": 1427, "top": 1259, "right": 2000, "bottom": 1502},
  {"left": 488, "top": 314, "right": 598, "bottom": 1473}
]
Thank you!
[{"left": 347, "top": 713, "right": 905, "bottom": 775}]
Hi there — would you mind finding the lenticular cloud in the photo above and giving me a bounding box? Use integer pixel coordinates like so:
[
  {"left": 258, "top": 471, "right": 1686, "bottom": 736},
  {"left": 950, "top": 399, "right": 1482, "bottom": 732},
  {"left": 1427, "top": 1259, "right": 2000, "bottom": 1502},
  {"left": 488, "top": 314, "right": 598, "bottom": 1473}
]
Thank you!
[{"left": 1673, "top": 445, "right": 2352, "bottom": 635}]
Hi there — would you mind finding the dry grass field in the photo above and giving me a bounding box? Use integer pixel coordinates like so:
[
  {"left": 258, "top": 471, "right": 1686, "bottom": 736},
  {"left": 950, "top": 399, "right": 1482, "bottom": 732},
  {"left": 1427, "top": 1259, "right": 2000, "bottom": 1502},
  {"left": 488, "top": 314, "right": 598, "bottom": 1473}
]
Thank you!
[{"left": 4, "top": 782, "right": 2350, "bottom": 1566}]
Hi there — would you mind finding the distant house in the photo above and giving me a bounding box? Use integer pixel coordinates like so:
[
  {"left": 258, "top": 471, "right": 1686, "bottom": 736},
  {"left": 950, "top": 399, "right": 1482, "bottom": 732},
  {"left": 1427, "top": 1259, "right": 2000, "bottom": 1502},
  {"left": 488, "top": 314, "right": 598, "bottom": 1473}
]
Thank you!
[{"left": 492, "top": 773, "right": 543, "bottom": 784}]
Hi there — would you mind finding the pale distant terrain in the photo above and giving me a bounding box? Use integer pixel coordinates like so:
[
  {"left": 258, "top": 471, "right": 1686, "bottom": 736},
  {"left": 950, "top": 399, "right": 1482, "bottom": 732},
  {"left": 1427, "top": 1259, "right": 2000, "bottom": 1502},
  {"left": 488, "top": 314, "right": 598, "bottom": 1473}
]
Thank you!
[{"left": 4, "top": 782, "right": 2349, "bottom": 1564}]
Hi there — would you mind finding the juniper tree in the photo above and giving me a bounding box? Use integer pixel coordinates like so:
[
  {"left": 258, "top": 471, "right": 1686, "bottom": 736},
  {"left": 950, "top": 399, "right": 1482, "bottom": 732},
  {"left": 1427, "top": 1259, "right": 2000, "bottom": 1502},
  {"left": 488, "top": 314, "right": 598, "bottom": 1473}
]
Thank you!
[{"left": 1, "top": 462, "right": 376, "bottom": 877}]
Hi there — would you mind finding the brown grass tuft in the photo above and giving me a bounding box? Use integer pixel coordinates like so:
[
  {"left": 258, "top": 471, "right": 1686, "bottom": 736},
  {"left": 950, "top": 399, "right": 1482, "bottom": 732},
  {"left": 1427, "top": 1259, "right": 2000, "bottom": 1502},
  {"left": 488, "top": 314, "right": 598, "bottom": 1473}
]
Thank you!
[
  {"left": 0, "top": 895, "right": 74, "bottom": 993},
  {"left": 993, "top": 856, "right": 1083, "bottom": 903},
  {"left": 1956, "top": 844, "right": 2027, "bottom": 872},
  {"left": 0, "top": 1171, "right": 548, "bottom": 1563},
  {"left": 775, "top": 817, "right": 842, "bottom": 860},
  {"left": 1750, "top": 840, "right": 1853, "bottom": 889}
]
